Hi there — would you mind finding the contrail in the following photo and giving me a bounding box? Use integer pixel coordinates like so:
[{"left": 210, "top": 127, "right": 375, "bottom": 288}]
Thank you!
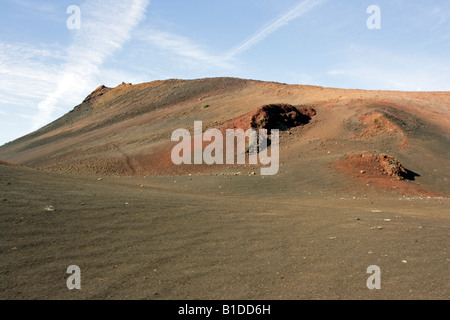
[
  {"left": 225, "top": 0, "right": 326, "bottom": 59},
  {"left": 31, "top": 0, "right": 149, "bottom": 130}
]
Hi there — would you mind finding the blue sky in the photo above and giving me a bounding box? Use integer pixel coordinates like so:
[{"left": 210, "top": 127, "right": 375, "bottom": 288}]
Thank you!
[{"left": 0, "top": 0, "right": 449, "bottom": 146}]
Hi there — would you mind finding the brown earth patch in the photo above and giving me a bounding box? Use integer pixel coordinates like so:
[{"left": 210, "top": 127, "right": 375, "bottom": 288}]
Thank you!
[
  {"left": 82, "top": 85, "right": 112, "bottom": 104},
  {"left": 359, "top": 112, "right": 408, "bottom": 148},
  {"left": 0, "top": 160, "right": 21, "bottom": 167}
]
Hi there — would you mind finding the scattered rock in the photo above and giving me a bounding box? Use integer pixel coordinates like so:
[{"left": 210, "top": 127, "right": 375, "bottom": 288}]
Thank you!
[
  {"left": 340, "top": 153, "right": 418, "bottom": 181},
  {"left": 98, "top": 178, "right": 103, "bottom": 181},
  {"left": 329, "top": 236, "right": 336, "bottom": 240},
  {"left": 402, "top": 260, "right": 408, "bottom": 264},
  {"left": 377, "top": 154, "right": 410, "bottom": 180},
  {"left": 44, "top": 205, "right": 55, "bottom": 212}
]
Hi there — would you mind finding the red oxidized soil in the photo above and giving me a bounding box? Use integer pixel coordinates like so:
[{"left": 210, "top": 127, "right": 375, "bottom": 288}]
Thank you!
[
  {"left": 336, "top": 152, "right": 438, "bottom": 196},
  {"left": 137, "top": 104, "right": 317, "bottom": 176},
  {"left": 358, "top": 112, "right": 408, "bottom": 148}
]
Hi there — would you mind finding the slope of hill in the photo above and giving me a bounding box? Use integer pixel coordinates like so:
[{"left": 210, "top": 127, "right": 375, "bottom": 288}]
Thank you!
[
  {"left": 0, "top": 77, "right": 449, "bottom": 196},
  {"left": 1, "top": 78, "right": 449, "bottom": 300}
]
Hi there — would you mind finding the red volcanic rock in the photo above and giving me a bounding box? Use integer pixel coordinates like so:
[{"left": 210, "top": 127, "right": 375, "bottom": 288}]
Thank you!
[
  {"left": 345, "top": 153, "right": 412, "bottom": 181},
  {"left": 377, "top": 154, "right": 409, "bottom": 179},
  {"left": 297, "top": 106, "right": 317, "bottom": 118},
  {"left": 250, "top": 104, "right": 316, "bottom": 131}
]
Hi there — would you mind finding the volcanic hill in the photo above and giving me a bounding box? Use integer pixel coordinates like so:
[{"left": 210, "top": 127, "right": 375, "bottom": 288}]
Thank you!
[
  {"left": 1, "top": 78, "right": 449, "bottom": 300},
  {"left": 0, "top": 77, "right": 448, "bottom": 196}
]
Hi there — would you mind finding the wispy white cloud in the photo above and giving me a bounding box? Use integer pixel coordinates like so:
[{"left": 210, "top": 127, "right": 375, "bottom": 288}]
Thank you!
[
  {"left": 0, "top": 43, "right": 64, "bottom": 110},
  {"left": 10, "top": 0, "right": 66, "bottom": 23},
  {"left": 137, "top": 1, "right": 325, "bottom": 72},
  {"left": 225, "top": 0, "right": 326, "bottom": 58},
  {"left": 12, "top": 0, "right": 56, "bottom": 13},
  {"left": 431, "top": 5, "right": 450, "bottom": 24},
  {"left": 137, "top": 29, "right": 233, "bottom": 69},
  {"left": 30, "top": 0, "right": 150, "bottom": 130}
]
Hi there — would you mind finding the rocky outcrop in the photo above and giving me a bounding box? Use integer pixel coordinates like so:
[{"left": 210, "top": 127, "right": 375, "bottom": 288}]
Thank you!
[{"left": 250, "top": 104, "right": 316, "bottom": 131}]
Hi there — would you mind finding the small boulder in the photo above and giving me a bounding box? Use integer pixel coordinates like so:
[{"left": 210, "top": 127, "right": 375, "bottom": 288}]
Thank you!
[
  {"left": 250, "top": 104, "right": 316, "bottom": 131},
  {"left": 44, "top": 205, "right": 55, "bottom": 212}
]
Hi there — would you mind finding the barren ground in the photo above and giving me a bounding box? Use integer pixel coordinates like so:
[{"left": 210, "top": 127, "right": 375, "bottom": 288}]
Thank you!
[{"left": 0, "top": 78, "right": 448, "bottom": 299}]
